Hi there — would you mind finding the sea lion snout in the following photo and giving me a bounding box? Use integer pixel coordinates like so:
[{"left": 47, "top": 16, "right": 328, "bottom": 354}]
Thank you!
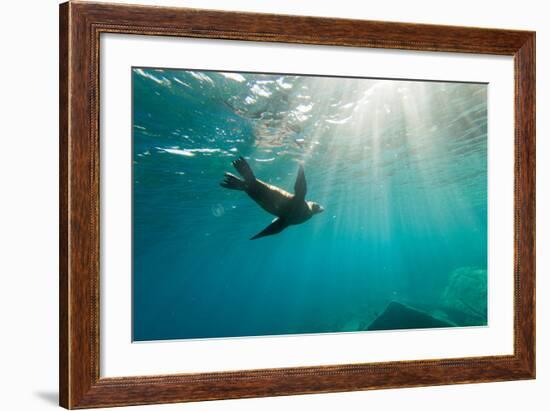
[{"left": 309, "top": 202, "right": 324, "bottom": 214}]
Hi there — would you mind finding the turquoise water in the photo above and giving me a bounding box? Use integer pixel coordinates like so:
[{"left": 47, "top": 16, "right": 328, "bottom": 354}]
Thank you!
[{"left": 132, "top": 68, "right": 488, "bottom": 341}]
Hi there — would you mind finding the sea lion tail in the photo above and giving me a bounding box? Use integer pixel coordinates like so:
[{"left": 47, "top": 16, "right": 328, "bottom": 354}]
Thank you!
[
  {"left": 220, "top": 172, "right": 246, "bottom": 191},
  {"left": 232, "top": 156, "right": 256, "bottom": 183}
]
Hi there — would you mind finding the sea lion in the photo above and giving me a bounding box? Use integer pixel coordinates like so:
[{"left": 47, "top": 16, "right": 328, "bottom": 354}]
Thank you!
[{"left": 220, "top": 157, "right": 324, "bottom": 240}]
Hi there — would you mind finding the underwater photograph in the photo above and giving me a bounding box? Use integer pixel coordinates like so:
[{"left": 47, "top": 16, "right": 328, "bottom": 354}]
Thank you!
[{"left": 132, "top": 67, "right": 488, "bottom": 342}]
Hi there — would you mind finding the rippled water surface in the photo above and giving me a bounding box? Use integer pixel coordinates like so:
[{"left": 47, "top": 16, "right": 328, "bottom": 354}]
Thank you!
[{"left": 132, "top": 68, "right": 488, "bottom": 341}]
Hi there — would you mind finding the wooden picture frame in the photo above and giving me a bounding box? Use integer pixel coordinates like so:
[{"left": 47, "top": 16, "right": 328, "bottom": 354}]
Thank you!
[{"left": 59, "top": 1, "right": 535, "bottom": 408}]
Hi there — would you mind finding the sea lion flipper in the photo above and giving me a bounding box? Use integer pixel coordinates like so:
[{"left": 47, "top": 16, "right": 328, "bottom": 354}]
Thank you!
[
  {"left": 293, "top": 165, "right": 307, "bottom": 201},
  {"left": 232, "top": 156, "right": 255, "bottom": 182},
  {"left": 250, "top": 218, "right": 288, "bottom": 240},
  {"left": 220, "top": 172, "right": 246, "bottom": 190}
]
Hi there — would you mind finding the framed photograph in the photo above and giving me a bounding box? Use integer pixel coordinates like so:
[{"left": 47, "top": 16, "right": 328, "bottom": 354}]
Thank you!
[{"left": 59, "top": 1, "right": 535, "bottom": 409}]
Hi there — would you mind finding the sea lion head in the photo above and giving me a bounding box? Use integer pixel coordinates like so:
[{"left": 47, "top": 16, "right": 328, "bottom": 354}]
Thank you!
[{"left": 307, "top": 201, "right": 324, "bottom": 215}]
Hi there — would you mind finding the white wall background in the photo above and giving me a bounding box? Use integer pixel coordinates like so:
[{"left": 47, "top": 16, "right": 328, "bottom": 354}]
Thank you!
[{"left": 0, "top": 0, "right": 546, "bottom": 410}]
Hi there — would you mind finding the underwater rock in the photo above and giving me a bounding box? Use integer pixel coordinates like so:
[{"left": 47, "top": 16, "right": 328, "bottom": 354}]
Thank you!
[
  {"left": 440, "top": 267, "right": 487, "bottom": 326},
  {"left": 367, "top": 301, "right": 453, "bottom": 331},
  {"left": 341, "top": 318, "right": 369, "bottom": 332}
]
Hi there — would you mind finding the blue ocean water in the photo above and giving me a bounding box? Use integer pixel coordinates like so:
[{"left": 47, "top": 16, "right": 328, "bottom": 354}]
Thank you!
[{"left": 132, "top": 68, "right": 488, "bottom": 341}]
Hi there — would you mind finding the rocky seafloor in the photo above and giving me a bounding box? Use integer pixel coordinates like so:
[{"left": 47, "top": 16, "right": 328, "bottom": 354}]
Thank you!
[{"left": 328, "top": 266, "right": 488, "bottom": 333}]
